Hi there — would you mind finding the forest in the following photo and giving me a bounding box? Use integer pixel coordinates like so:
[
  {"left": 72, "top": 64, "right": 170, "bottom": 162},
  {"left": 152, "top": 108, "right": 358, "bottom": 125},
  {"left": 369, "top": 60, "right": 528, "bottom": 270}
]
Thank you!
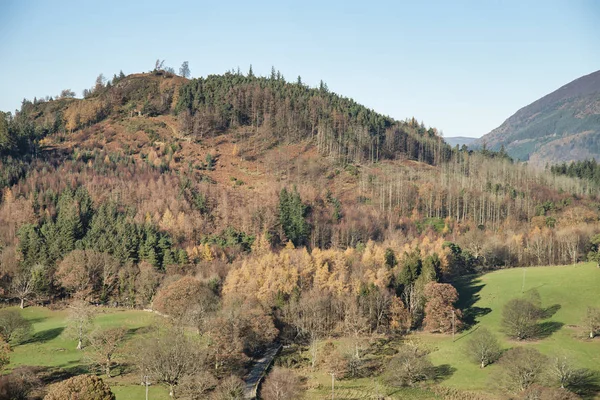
[{"left": 0, "top": 66, "right": 599, "bottom": 400}]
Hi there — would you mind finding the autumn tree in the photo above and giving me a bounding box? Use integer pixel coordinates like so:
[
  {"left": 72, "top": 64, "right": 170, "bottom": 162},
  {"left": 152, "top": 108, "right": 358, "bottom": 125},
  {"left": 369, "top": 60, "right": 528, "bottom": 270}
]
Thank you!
[
  {"left": 87, "top": 327, "right": 127, "bottom": 377},
  {"left": 389, "top": 295, "right": 412, "bottom": 333},
  {"left": 44, "top": 374, "right": 115, "bottom": 400},
  {"left": 497, "top": 347, "right": 547, "bottom": 393},
  {"left": 520, "top": 384, "right": 580, "bottom": 400},
  {"left": 465, "top": 327, "right": 502, "bottom": 368},
  {"left": 152, "top": 276, "right": 217, "bottom": 331},
  {"left": 384, "top": 344, "right": 434, "bottom": 387},
  {"left": 261, "top": 367, "right": 303, "bottom": 400},
  {"left": 501, "top": 298, "right": 541, "bottom": 340},
  {"left": 66, "top": 299, "right": 95, "bottom": 350},
  {"left": 0, "top": 309, "right": 33, "bottom": 345},
  {"left": 56, "top": 250, "right": 119, "bottom": 301},
  {"left": 0, "top": 339, "right": 9, "bottom": 371},
  {"left": 423, "top": 282, "right": 462, "bottom": 333},
  {"left": 0, "top": 366, "right": 42, "bottom": 400}
]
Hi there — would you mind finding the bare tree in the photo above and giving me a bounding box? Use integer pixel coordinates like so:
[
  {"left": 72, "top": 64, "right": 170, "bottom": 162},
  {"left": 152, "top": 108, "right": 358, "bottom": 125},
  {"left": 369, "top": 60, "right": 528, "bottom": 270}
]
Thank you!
[
  {"left": 177, "top": 372, "right": 217, "bottom": 399},
  {"left": 132, "top": 326, "right": 204, "bottom": 398},
  {"left": 584, "top": 307, "right": 600, "bottom": 339},
  {"left": 384, "top": 344, "right": 434, "bottom": 387},
  {"left": 547, "top": 354, "right": 576, "bottom": 389},
  {"left": 497, "top": 347, "right": 547, "bottom": 393},
  {"left": 211, "top": 375, "right": 244, "bottom": 400},
  {"left": 261, "top": 367, "right": 303, "bottom": 400},
  {"left": 154, "top": 59, "right": 165, "bottom": 72},
  {"left": 343, "top": 298, "right": 368, "bottom": 359},
  {"left": 501, "top": 298, "right": 541, "bottom": 340},
  {"left": 87, "top": 327, "right": 127, "bottom": 377},
  {"left": 10, "top": 268, "right": 37, "bottom": 309},
  {"left": 179, "top": 61, "right": 190, "bottom": 79},
  {"left": 66, "top": 300, "right": 95, "bottom": 350},
  {"left": 59, "top": 89, "right": 76, "bottom": 99},
  {"left": 465, "top": 327, "right": 502, "bottom": 368}
]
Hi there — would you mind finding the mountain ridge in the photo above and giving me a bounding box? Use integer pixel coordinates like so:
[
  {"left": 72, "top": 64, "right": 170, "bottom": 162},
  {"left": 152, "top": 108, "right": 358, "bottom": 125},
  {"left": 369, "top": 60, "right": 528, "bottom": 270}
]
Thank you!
[{"left": 475, "top": 69, "right": 600, "bottom": 166}]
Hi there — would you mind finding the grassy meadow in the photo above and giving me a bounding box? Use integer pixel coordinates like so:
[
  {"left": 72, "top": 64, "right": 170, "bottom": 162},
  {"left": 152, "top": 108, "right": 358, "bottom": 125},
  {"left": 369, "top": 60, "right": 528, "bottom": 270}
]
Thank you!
[
  {"left": 302, "top": 262, "right": 600, "bottom": 399},
  {"left": 5, "top": 306, "right": 170, "bottom": 399},
  {"left": 4, "top": 262, "right": 599, "bottom": 399}
]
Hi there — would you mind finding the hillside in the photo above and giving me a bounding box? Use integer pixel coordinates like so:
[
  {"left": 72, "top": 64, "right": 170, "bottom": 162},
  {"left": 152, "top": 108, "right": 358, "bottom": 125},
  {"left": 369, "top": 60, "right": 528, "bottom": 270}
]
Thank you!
[
  {"left": 444, "top": 136, "right": 477, "bottom": 147},
  {"left": 2, "top": 69, "right": 600, "bottom": 399},
  {"left": 475, "top": 69, "right": 600, "bottom": 166}
]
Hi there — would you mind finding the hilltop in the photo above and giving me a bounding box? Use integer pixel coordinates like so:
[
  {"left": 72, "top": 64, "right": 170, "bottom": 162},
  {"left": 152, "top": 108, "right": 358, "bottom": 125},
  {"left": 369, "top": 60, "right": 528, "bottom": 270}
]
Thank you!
[{"left": 475, "top": 69, "right": 600, "bottom": 166}]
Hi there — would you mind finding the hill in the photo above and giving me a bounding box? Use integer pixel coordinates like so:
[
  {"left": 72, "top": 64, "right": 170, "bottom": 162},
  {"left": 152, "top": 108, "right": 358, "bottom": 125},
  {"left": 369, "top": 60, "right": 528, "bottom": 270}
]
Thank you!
[
  {"left": 475, "top": 70, "right": 600, "bottom": 166},
  {"left": 444, "top": 136, "right": 477, "bottom": 147},
  {"left": 2, "top": 68, "right": 600, "bottom": 399}
]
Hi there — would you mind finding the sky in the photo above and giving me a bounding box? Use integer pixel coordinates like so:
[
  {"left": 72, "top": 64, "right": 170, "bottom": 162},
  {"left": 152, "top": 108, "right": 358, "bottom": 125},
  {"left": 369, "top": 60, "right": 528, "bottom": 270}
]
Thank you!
[{"left": 1, "top": 1, "right": 599, "bottom": 138}]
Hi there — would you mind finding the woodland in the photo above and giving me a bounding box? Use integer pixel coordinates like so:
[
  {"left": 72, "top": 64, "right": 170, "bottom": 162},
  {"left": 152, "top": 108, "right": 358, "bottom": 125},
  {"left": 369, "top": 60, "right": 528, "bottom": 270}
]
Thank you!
[{"left": 0, "top": 63, "right": 599, "bottom": 399}]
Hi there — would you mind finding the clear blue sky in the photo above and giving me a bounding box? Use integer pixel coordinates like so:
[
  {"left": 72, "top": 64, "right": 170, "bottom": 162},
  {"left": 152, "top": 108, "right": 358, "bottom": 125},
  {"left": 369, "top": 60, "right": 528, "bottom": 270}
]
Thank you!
[{"left": 1, "top": 0, "right": 599, "bottom": 137}]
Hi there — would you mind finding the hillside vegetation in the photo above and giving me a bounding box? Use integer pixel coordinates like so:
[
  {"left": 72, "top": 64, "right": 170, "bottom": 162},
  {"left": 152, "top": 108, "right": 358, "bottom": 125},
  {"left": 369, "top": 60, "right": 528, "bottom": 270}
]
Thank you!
[
  {"left": 1, "top": 67, "right": 600, "bottom": 399},
  {"left": 475, "top": 69, "right": 600, "bottom": 166}
]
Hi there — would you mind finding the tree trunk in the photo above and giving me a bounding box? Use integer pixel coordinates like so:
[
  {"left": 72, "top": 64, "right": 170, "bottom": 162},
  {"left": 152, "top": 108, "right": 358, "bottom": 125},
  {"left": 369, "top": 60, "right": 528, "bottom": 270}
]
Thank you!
[
  {"left": 591, "top": 330, "right": 595, "bottom": 339},
  {"left": 481, "top": 360, "right": 485, "bottom": 368},
  {"left": 20, "top": 298, "right": 24, "bottom": 309},
  {"left": 77, "top": 338, "right": 83, "bottom": 350},
  {"left": 106, "top": 360, "right": 111, "bottom": 377}
]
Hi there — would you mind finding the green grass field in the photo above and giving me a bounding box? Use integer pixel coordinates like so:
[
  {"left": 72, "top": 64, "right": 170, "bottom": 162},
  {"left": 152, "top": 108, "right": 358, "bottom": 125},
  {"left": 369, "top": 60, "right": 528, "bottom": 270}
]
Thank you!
[
  {"left": 421, "top": 262, "right": 600, "bottom": 397},
  {"left": 5, "top": 306, "right": 170, "bottom": 399},
  {"left": 5, "top": 263, "right": 600, "bottom": 399}
]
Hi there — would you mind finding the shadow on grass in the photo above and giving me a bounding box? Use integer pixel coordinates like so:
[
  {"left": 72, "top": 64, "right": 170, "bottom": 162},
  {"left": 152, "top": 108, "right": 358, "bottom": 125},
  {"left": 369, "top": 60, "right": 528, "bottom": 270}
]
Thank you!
[
  {"left": 541, "top": 304, "right": 561, "bottom": 319},
  {"left": 433, "top": 364, "right": 456, "bottom": 383},
  {"left": 452, "top": 275, "right": 490, "bottom": 329},
  {"left": 535, "top": 321, "right": 564, "bottom": 339},
  {"left": 568, "top": 369, "right": 600, "bottom": 399},
  {"left": 453, "top": 325, "right": 479, "bottom": 342},
  {"left": 28, "top": 327, "right": 64, "bottom": 344},
  {"left": 36, "top": 364, "right": 90, "bottom": 385}
]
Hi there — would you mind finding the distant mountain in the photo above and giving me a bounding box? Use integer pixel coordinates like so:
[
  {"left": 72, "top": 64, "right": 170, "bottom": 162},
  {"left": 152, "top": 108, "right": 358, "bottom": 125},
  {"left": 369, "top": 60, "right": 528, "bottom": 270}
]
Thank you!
[
  {"left": 475, "top": 70, "right": 600, "bottom": 166},
  {"left": 444, "top": 136, "right": 477, "bottom": 147}
]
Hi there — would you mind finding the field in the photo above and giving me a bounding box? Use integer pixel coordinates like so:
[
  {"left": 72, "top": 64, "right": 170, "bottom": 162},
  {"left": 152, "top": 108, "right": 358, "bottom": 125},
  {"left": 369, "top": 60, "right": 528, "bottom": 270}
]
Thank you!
[
  {"left": 4, "top": 262, "right": 600, "bottom": 399},
  {"left": 5, "top": 306, "right": 170, "bottom": 399},
  {"left": 419, "top": 262, "right": 600, "bottom": 399},
  {"left": 302, "top": 262, "right": 600, "bottom": 399}
]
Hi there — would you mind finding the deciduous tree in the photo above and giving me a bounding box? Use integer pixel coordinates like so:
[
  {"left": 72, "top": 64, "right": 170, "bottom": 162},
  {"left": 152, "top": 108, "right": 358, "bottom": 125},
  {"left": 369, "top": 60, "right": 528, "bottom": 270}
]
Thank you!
[
  {"left": 0, "top": 309, "right": 33, "bottom": 345},
  {"left": 261, "top": 367, "right": 303, "bottom": 400},
  {"left": 44, "top": 374, "right": 115, "bottom": 400},
  {"left": 0, "top": 339, "right": 10, "bottom": 371},
  {"left": 584, "top": 307, "right": 600, "bottom": 339},
  {"left": 497, "top": 347, "right": 547, "bottom": 393},
  {"left": 465, "top": 327, "right": 502, "bottom": 368},
  {"left": 87, "top": 327, "right": 127, "bottom": 377},
  {"left": 66, "top": 300, "right": 95, "bottom": 350},
  {"left": 179, "top": 61, "right": 190, "bottom": 79},
  {"left": 423, "top": 282, "right": 462, "bottom": 333},
  {"left": 132, "top": 326, "right": 204, "bottom": 398},
  {"left": 384, "top": 344, "right": 434, "bottom": 387},
  {"left": 501, "top": 298, "right": 541, "bottom": 340}
]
